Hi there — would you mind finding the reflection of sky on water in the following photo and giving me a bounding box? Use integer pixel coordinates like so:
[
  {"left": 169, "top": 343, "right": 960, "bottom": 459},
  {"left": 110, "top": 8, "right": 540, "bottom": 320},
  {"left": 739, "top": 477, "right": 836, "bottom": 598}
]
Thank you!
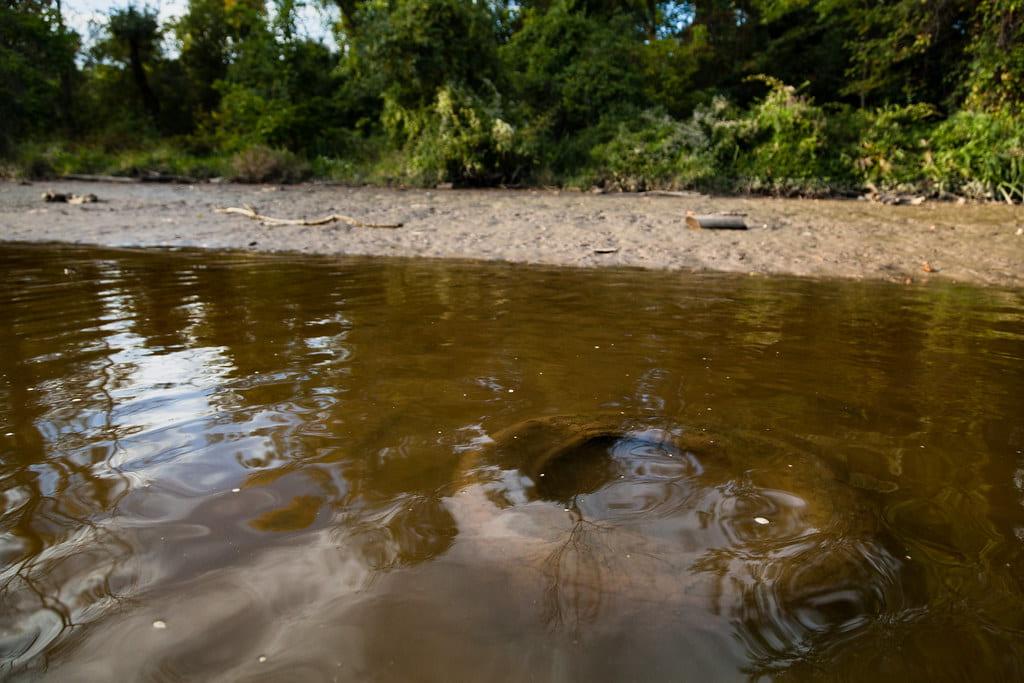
[{"left": 1, "top": 245, "right": 1023, "bottom": 680}]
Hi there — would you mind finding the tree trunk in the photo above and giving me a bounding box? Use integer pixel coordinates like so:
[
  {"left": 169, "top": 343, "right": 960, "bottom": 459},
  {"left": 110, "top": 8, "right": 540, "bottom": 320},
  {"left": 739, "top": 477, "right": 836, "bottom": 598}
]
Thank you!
[{"left": 129, "top": 39, "right": 160, "bottom": 121}]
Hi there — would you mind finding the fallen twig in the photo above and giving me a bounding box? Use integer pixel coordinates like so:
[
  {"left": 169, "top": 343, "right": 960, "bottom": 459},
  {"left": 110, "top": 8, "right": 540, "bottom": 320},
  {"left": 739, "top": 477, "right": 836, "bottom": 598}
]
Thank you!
[
  {"left": 640, "top": 190, "right": 706, "bottom": 198},
  {"left": 215, "top": 205, "right": 402, "bottom": 228}
]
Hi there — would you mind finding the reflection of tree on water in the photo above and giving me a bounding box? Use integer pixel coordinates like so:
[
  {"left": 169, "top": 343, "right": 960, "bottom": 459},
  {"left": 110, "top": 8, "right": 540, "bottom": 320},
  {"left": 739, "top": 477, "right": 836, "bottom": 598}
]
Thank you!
[
  {"left": 0, "top": 255, "right": 164, "bottom": 671},
  {"left": 538, "top": 504, "right": 612, "bottom": 634},
  {"left": 2, "top": 246, "right": 1022, "bottom": 679},
  {"left": 459, "top": 414, "right": 924, "bottom": 672}
]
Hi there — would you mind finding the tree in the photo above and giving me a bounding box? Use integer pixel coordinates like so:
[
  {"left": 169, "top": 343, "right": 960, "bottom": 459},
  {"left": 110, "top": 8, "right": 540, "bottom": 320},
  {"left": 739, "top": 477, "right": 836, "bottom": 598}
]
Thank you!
[
  {"left": 0, "top": 0, "right": 79, "bottom": 151},
  {"left": 965, "top": 0, "right": 1024, "bottom": 112},
  {"left": 345, "top": 0, "right": 503, "bottom": 113},
  {"left": 175, "top": 0, "right": 231, "bottom": 113},
  {"left": 94, "top": 5, "right": 163, "bottom": 120}
]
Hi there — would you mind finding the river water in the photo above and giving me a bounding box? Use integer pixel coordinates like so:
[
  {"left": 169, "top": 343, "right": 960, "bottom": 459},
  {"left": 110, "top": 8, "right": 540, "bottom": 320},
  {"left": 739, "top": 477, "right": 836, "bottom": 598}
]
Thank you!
[{"left": 1, "top": 244, "right": 1022, "bottom": 680}]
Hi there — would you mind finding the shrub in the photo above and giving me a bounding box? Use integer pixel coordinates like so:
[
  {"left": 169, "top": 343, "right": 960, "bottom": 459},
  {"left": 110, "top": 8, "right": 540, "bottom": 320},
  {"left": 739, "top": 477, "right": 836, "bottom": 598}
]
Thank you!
[
  {"left": 388, "top": 83, "right": 524, "bottom": 185},
  {"left": 589, "top": 109, "right": 709, "bottom": 191},
  {"left": 231, "top": 145, "right": 310, "bottom": 183},
  {"left": 927, "top": 110, "right": 1024, "bottom": 202},
  {"left": 733, "top": 77, "right": 843, "bottom": 193},
  {"left": 848, "top": 104, "right": 936, "bottom": 190}
]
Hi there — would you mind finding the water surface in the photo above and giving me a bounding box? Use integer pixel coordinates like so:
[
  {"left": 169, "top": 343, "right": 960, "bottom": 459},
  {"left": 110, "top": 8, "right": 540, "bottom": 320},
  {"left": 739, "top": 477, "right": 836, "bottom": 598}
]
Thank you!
[{"left": 1, "top": 244, "right": 1023, "bottom": 680}]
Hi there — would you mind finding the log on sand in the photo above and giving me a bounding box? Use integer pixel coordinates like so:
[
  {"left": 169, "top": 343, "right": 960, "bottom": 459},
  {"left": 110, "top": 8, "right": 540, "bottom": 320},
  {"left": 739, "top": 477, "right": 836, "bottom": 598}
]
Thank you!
[{"left": 685, "top": 211, "right": 748, "bottom": 230}]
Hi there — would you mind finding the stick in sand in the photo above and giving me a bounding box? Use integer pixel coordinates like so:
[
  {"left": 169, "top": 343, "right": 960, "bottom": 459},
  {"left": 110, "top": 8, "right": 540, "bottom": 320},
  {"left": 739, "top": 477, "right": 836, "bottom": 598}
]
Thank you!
[{"left": 216, "top": 205, "right": 402, "bottom": 229}]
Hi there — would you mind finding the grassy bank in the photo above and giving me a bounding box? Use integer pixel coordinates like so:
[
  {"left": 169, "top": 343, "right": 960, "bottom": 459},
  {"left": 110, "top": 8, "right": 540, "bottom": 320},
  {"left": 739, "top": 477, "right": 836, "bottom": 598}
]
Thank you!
[{"left": 6, "top": 83, "right": 1023, "bottom": 202}]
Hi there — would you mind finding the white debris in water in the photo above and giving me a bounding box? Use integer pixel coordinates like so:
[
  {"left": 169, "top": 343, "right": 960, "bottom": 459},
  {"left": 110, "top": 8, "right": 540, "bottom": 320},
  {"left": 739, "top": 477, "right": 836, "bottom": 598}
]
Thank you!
[
  {"left": 152, "top": 620, "right": 167, "bottom": 629},
  {"left": 232, "top": 488, "right": 241, "bottom": 493},
  {"left": 258, "top": 656, "right": 267, "bottom": 663},
  {"left": 754, "top": 517, "right": 770, "bottom": 525},
  {"left": 4, "top": 433, "right": 12, "bottom": 437},
  {"left": 507, "top": 389, "right": 514, "bottom": 393}
]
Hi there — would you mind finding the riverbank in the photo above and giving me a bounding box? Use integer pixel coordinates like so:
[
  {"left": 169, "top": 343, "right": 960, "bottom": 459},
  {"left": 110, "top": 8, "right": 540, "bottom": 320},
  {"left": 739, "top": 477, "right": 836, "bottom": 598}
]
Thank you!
[{"left": 0, "top": 181, "right": 1020, "bottom": 287}]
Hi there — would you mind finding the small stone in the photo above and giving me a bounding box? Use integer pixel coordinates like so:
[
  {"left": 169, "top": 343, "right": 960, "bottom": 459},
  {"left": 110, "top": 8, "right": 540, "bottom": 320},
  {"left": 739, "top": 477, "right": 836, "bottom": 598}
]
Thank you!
[
  {"left": 258, "top": 656, "right": 267, "bottom": 663},
  {"left": 152, "top": 620, "right": 167, "bottom": 629},
  {"left": 753, "top": 517, "right": 770, "bottom": 525}
]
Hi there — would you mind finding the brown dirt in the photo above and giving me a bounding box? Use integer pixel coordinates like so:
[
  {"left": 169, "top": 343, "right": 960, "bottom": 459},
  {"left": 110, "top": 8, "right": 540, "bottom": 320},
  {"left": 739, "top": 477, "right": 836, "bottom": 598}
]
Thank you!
[{"left": 1, "top": 181, "right": 1021, "bottom": 286}]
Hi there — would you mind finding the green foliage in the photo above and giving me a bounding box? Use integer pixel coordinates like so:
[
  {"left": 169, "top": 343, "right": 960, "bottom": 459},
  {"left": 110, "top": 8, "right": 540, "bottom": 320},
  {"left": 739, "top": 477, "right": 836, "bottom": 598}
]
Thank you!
[
  {"left": 927, "top": 110, "right": 1024, "bottom": 202},
  {"left": 589, "top": 109, "right": 711, "bottom": 191},
  {"left": 2, "top": 0, "right": 1023, "bottom": 202},
  {"left": 92, "top": 5, "right": 164, "bottom": 120},
  {"left": 848, "top": 104, "right": 936, "bottom": 189},
  {"left": 809, "top": 0, "right": 973, "bottom": 107},
  {"left": 733, "top": 77, "right": 837, "bottom": 189},
  {"left": 387, "top": 83, "right": 523, "bottom": 185},
  {"left": 5, "top": 141, "right": 231, "bottom": 180},
  {"left": 0, "top": 1, "right": 77, "bottom": 153},
  {"left": 501, "top": 3, "right": 645, "bottom": 139},
  {"left": 347, "top": 0, "right": 502, "bottom": 113},
  {"left": 174, "top": 0, "right": 231, "bottom": 112},
  {"left": 965, "top": 0, "right": 1024, "bottom": 112}
]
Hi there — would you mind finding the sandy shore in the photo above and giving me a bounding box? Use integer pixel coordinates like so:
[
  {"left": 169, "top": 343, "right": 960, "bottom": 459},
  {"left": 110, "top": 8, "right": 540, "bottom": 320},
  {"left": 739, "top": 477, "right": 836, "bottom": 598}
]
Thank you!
[{"left": 1, "top": 181, "right": 1021, "bottom": 286}]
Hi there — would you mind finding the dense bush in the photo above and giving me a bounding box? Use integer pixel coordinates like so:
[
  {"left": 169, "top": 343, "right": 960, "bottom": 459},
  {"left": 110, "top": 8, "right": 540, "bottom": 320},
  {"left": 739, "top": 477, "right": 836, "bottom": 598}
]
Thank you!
[
  {"left": 396, "top": 84, "right": 523, "bottom": 185},
  {"left": 927, "top": 111, "right": 1024, "bottom": 202},
  {"left": 847, "top": 104, "right": 936, "bottom": 190},
  {"left": 231, "top": 145, "right": 310, "bottom": 183}
]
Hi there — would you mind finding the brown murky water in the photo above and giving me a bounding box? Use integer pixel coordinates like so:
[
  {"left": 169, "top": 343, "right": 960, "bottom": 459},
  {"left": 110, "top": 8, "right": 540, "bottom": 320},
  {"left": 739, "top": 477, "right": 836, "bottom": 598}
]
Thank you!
[{"left": 1, "top": 244, "right": 1023, "bottom": 681}]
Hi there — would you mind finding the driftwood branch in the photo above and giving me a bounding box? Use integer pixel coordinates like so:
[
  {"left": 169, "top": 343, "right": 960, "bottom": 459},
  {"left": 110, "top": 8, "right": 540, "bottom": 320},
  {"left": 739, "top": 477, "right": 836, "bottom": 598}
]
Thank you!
[
  {"left": 685, "top": 211, "right": 748, "bottom": 230},
  {"left": 216, "top": 205, "right": 402, "bottom": 229},
  {"left": 640, "top": 190, "right": 706, "bottom": 198}
]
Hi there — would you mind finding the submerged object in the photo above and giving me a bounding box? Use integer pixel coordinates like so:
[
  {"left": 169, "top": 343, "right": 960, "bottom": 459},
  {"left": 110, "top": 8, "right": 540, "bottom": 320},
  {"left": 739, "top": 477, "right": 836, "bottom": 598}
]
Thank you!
[{"left": 444, "top": 413, "right": 898, "bottom": 663}]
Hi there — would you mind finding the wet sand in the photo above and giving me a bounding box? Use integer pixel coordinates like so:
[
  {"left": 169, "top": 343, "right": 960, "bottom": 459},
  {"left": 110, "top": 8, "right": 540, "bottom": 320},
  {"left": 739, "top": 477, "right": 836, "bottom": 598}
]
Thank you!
[{"left": 0, "top": 180, "right": 1020, "bottom": 286}]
